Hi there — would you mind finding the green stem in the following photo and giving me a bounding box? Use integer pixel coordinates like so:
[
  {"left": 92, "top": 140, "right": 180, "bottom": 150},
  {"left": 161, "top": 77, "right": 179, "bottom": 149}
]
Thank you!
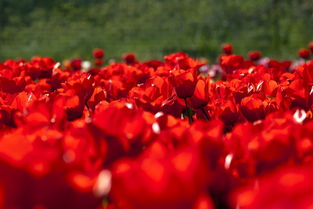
[{"left": 184, "top": 98, "right": 193, "bottom": 124}]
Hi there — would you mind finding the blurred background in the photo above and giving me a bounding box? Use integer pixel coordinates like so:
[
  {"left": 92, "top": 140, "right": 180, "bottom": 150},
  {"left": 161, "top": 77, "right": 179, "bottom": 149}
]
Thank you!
[{"left": 0, "top": 0, "right": 312, "bottom": 62}]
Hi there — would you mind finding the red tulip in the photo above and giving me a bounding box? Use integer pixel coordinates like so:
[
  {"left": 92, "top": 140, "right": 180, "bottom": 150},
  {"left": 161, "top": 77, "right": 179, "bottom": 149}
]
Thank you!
[
  {"left": 110, "top": 143, "right": 213, "bottom": 209},
  {"left": 164, "top": 52, "right": 198, "bottom": 70},
  {"left": 171, "top": 69, "right": 197, "bottom": 98},
  {"left": 302, "top": 60, "right": 313, "bottom": 86},
  {"left": 233, "top": 163, "right": 313, "bottom": 209},
  {"left": 189, "top": 77, "right": 210, "bottom": 109},
  {"left": 123, "top": 53, "right": 137, "bottom": 65},
  {"left": 262, "top": 80, "right": 278, "bottom": 97},
  {"left": 93, "top": 48, "right": 105, "bottom": 59},
  {"left": 298, "top": 48, "right": 311, "bottom": 59},
  {"left": 248, "top": 51, "right": 262, "bottom": 61},
  {"left": 240, "top": 94, "right": 265, "bottom": 122},
  {"left": 70, "top": 58, "right": 82, "bottom": 71},
  {"left": 220, "top": 54, "right": 244, "bottom": 74},
  {"left": 222, "top": 43, "right": 233, "bottom": 55},
  {"left": 94, "top": 58, "right": 104, "bottom": 66}
]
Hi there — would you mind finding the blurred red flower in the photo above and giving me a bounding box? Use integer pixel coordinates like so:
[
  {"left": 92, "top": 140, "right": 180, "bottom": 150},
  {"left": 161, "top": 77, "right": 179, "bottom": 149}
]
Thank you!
[
  {"left": 298, "top": 49, "right": 311, "bottom": 59},
  {"left": 248, "top": 51, "right": 262, "bottom": 61},
  {"left": 93, "top": 49, "right": 105, "bottom": 59},
  {"left": 71, "top": 58, "right": 82, "bottom": 71},
  {"left": 220, "top": 54, "right": 244, "bottom": 74},
  {"left": 222, "top": 43, "right": 233, "bottom": 55}
]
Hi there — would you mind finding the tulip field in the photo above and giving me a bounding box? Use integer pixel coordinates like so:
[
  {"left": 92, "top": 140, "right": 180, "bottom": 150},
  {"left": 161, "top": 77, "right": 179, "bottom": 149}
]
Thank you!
[{"left": 0, "top": 43, "right": 313, "bottom": 209}]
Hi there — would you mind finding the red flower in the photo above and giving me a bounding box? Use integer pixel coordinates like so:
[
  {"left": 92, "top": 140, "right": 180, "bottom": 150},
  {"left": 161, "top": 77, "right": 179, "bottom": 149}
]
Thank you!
[
  {"left": 262, "top": 80, "right": 278, "bottom": 97},
  {"left": 233, "top": 163, "right": 313, "bottom": 209},
  {"left": 302, "top": 61, "right": 313, "bottom": 86},
  {"left": 128, "top": 76, "right": 180, "bottom": 114},
  {"left": 222, "top": 43, "right": 233, "bottom": 55},
  {"left": 63, "top": 73, "right": 95, "bottom": 120},
  {"left": 93, "top": 48, "right": 105, "bottom": 59},
  {"left": 189, "top": 77, "right": 210, "bottom": 109},
  {"left": 171, "top": 69, "right": 197, "bottom": 98},
  {"left": 87, "top": 87, "right": 107, "bottom": 111},
  {"left": 226, "top": 111, "right": 304, "bottom": 178},
  {"left": 248, "top": 51, "right": 262, "bottom": 61},
  {"left": 94, "top": 58, "right": 104, "bottom": 66},
  {"left": 70, "top": 58, "right": 82, "bottom": 71},
  {"left": 298, "top": 48, "right": 311, "bottom": 59},
  {"left": 123, "top": 53, "right": 138, "bottom": 65},
  {"left": 110, "top": 142, "right": 213, "bottom": 209},
  {"left": 164, "top": 52, "right": 199, "bottom": 70},
  {"left": 240, "top": 94, "right": 265, "bottom": 122},
  {"left": 143, "top": 60, "right": 164, "bottom": 70},
  {"left": 220, "top": 54, "right": 244, "bottom": 74},
  {"left": 93, "top": 101, "right": 156, "bottom": 154},
  {"left": 0, "top": 76, "right": 26, "bottom": 94},
  {"left": 26, "top": 57, "right": 55, "bottom": 79}
]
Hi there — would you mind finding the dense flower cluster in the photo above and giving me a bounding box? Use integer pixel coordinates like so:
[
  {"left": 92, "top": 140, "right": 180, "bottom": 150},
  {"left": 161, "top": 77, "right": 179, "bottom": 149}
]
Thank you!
[{"left": 0, "top": 45, "right": 313, "bottom": 209}]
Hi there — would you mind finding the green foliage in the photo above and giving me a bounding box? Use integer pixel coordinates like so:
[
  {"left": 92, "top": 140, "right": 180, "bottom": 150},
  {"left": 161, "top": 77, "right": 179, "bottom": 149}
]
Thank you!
[{"left": 0, "top": 0, "right": 312, "bottom": 62}]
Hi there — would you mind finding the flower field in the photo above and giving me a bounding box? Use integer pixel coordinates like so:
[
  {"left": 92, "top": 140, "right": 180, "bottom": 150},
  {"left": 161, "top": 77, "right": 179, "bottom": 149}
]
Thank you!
[{"left": 0, "top": 44, "right": 313, "bottom": 209}]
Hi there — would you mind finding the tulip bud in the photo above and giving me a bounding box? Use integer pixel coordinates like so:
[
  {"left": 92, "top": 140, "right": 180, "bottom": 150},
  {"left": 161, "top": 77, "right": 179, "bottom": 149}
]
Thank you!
[
  {"left": 248, "top": 51, "right": 262, "bottom": 61},
  {"left": 298, "top": 49, "right": 311, "bottom": 60},
  {"left": 222, "top": 43, "right": 233, "bottom": 55},
  {"left": 93, "top": 48, "right": 105, "bottom": 59}
]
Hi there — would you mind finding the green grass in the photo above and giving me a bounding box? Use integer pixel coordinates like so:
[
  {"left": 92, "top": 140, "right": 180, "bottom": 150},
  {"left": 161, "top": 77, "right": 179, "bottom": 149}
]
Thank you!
[{"left": 0, "top": 0, "right": 312, "bottom": 62}]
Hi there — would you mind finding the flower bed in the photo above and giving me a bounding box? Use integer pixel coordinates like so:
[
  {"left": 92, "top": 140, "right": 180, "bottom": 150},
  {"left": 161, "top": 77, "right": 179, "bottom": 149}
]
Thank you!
[{"left": 0, "top": 44, "right": 313, "bottom": 209}]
